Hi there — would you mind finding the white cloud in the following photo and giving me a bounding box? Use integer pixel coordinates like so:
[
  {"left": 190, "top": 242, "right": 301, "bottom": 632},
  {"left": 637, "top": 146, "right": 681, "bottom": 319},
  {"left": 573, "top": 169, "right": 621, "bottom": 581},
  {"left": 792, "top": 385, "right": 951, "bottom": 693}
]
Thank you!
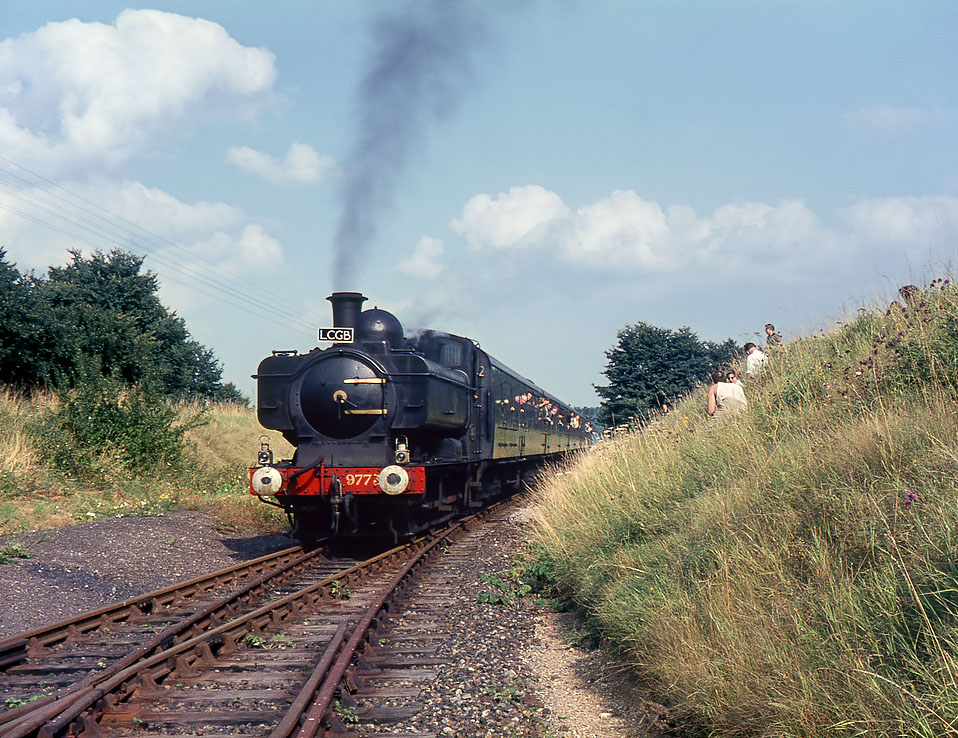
[
  {"left": 841, "top": 105, "right": 954, "bottom": 134},
  {"left": 88, "top": 178, "right": 242, "bottom": 235},
  {"left": 695, "top": 199, "right": 823, "bottom": 263},
  {"left": 237, "top": 223, "right": 283, "bottom": 264},
  {"left": 0, "top": 9, "right": 277, "bottom": 173},
  {"left": 226, "top": 142, "right": 337, "bottom": 185},
  {"left": 838, "top": 195, "right": 958, "bottom": 244},
  {"left": 451, "top": 186, "right": 958, "bottom": 279},
  {"left": 565, "top": 190, "right": 673, "bottom": 268},
  {"left": 397, "top": 236, "right": 444, "bottom": 279},
  {"left": 0, "top": 177, "right": 282, "bottom": 281},
  {"left": 453, "top": 186, "right": 829, "bottom": 270},
  {"left": 451, "top": 185, "right": 568, "bottom": 249}
]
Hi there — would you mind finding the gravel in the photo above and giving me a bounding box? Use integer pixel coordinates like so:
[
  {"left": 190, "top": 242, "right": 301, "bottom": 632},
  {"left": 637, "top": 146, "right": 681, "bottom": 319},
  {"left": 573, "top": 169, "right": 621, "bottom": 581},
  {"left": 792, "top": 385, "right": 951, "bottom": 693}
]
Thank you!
[
  {"left": 0, "top": 511, "right": 293, "bottom": 639},
  {"left": 0, "top": 506, "right": 671, "bottom": 736},
  {"left": 374, "top": 507, "right": 672, "bottom": 737}
]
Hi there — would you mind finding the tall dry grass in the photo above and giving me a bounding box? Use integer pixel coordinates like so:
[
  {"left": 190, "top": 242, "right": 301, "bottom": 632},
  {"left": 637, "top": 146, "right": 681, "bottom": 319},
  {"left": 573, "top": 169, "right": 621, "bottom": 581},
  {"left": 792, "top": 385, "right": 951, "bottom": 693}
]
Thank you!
[
  {"left": 0, "top": 393, "right": 288, "bottom": 535},
  {"left": 182, "top": 401, "right": 294, "bottom": 469},
  {"left": 0, "top": 388, "right": 46, "bottom": 480},
  {"left": 532, "top": 280, "right": 958, "bottom": 736}
]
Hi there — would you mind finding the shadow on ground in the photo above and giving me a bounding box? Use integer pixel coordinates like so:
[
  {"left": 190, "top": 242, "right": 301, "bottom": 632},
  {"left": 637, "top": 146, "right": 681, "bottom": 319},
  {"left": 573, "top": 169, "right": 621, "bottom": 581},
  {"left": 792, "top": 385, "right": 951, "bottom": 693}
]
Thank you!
[{"left": 219, "top": 531, "right": 295, "bottom": 559}]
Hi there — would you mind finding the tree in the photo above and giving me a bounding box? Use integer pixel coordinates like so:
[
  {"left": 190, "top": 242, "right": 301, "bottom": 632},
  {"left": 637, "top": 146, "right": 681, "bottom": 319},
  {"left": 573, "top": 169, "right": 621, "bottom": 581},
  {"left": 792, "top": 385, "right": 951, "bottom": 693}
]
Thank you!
[
  {"left": 41, "top": 250, "right": 172, "bottom": 388},
  {"left": 0, "top": 247, "right": 244, "bottom": 402},
  {"left": 0, "top": 248, "right": 66, "bottom": 387},
  {"left": 594, "top": 322, "right": 739, "bottom": 426}
]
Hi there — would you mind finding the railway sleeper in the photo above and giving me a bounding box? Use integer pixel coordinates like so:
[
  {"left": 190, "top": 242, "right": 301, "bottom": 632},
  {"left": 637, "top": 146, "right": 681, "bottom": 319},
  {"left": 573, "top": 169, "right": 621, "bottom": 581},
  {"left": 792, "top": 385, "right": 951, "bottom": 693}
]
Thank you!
[
  {"left": 131, "top": 685, "right": 296, "bottom": 702},
  {"left": 347, "top": 667, "right": 439, "bottom": 681},
  {"left": 340, "top": 734, "right": 437, "bottom": 738},
  {"left": 361, "top": 655, "right": 450, "bottom": 668},
  {"left": 354, "top": 704, "right": 423, "bottom": 725},
  {"left": 211, "top": 651, "right": 322, "bottom": 667},
  {"left": 102, "top": 709, "right": 281, "bottom": 728},
  {"left": 157, "top": 670, "right": 306, "bottom": 688},
  {"left": 4, "top": 662, "right": 108, "bottom": 675},
  {"left": 41, "top": 634, "right": 144, "bottom": 649},
  {"left": 353, "top": 685, "right": 423, "bottom": 698},
  {"left": 362, "top": 643, "right": 439, "bottom": 657}
]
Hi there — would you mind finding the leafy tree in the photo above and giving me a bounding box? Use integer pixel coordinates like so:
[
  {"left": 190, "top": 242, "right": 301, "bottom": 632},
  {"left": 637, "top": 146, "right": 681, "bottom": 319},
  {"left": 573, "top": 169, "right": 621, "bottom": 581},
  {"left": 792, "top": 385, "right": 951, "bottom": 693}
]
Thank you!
[
  {"left": 0, "top": 247, "right": 34, "bottom": 385},
  {"left": 0, "top": 247, "right": 67, "bottom": 387},
  {"left": 41, "top": 249, "right": 179, "bottom": 389},
  {"left": 0, "top": 247, "right": 245, "bottom": 402},
  {"left": 595, "top": 322, "right": 739, "bottom": 426}
]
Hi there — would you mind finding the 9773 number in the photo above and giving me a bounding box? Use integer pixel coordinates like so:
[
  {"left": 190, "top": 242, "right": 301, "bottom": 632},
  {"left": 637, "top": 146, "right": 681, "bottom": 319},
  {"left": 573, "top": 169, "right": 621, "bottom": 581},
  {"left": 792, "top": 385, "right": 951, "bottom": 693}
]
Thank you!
[{"left": 344, "top": 473, "right": 376, "bottom": 488}]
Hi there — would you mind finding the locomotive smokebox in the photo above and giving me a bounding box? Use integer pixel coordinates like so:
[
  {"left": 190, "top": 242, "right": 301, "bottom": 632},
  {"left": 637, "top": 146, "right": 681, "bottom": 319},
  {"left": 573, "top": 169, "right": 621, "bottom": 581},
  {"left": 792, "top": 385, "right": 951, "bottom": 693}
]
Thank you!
[{"left": 327, "top": 292, "right": 367, "bottom": 336}]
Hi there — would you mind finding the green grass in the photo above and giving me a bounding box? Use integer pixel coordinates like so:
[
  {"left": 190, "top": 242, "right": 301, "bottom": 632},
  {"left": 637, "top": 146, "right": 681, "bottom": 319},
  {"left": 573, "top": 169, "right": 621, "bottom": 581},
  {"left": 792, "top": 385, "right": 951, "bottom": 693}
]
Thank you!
[
  {"left": 530, "top": 279, "right": 958, "bottom": 736},
  {"left": 0, "top": 390, "right": 292, "bottom": 535}
]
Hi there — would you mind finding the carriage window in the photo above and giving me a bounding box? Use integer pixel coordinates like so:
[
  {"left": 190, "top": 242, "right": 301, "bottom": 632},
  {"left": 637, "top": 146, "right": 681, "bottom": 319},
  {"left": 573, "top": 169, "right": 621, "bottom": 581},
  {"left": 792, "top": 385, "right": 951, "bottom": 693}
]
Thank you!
[{"left": 439, "top": 341, "right": 462, "bottom": 367}]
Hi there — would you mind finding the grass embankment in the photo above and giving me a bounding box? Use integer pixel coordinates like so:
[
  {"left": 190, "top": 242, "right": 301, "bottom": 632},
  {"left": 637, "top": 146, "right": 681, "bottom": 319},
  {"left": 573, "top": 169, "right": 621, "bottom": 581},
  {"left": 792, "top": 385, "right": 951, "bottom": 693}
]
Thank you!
[
  {"left": 0, "top": 392, "right": 291, "bottom": 535},
  {"left": 532, "top": 280, "right": 958, "bottom": 737}
]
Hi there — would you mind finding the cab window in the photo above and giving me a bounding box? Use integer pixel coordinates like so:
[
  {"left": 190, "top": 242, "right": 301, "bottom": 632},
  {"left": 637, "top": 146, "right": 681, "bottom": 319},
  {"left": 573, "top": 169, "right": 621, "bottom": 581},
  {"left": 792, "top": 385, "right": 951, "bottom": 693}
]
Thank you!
[{"left": 440, "top": 341, "right": 462, "bottom": 367}]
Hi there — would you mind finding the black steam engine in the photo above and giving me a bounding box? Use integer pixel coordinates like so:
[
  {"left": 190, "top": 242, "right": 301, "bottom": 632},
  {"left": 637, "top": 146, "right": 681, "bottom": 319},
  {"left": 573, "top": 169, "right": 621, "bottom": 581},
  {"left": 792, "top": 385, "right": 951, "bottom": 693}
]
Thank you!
[{"left": 250, "top": 292, "right": 593, "bottom": 542}]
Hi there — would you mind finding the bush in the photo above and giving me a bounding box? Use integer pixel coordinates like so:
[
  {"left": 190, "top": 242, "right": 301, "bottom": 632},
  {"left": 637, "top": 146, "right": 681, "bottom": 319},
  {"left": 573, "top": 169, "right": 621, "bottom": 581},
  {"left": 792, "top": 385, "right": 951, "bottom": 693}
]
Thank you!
[{"left": 42, "top": 373, "right": 206, "bottom": 476}]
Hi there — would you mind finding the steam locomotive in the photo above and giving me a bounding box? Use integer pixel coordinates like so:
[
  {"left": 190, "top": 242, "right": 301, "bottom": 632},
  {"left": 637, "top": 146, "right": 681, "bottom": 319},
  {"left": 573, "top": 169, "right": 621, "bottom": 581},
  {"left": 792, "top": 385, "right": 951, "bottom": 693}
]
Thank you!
[{"left": 249, "top": 292, "right": 593, "bottom": 542}]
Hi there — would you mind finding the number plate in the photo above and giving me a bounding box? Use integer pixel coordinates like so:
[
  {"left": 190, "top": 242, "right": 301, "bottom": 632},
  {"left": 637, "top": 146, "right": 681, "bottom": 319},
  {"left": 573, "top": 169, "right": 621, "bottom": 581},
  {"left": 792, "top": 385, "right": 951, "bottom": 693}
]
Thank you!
[{"left": 318, "top": 327, "right": 354, "bottom": 342}]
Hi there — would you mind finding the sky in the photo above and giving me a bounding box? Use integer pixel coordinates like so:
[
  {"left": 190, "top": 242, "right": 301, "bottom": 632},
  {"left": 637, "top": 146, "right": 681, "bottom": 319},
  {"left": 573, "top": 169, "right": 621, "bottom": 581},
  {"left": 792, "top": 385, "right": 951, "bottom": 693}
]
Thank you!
[{"left": 1, "top": 1, "right": 957, "bottom": 407}]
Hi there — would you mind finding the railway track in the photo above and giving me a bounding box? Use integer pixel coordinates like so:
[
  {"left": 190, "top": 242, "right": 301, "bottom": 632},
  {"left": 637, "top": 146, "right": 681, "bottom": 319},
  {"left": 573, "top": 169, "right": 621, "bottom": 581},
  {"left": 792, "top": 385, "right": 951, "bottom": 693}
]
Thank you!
[{"left": 0, "top": 502, "right": 511, "bottom": 738}]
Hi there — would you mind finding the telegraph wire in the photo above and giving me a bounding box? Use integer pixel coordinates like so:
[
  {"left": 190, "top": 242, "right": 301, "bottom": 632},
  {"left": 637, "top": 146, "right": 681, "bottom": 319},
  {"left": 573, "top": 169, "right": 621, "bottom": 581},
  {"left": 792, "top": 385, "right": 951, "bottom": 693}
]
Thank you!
[
  {"left": 0, "top": 180, "right": 318, "bottom": 334},
  {"left": 0, "top": 198, "right": 325, "bottom": 336},
  {"left": 0, "top": 154, "right": 322, "bottom": 334},
  {"left": 0, "top": 158, "right": 318, "bottom": 332}
]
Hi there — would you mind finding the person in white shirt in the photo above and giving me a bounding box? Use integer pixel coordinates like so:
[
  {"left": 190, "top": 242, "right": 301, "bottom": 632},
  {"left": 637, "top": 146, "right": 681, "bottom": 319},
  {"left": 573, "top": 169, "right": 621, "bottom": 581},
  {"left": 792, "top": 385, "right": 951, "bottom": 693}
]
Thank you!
[
  {"left": 744, "top": 343, "right": 768, "bottom": 374},
  {"left": 707, "top": 371, "right": 747, "bottom": 421}
]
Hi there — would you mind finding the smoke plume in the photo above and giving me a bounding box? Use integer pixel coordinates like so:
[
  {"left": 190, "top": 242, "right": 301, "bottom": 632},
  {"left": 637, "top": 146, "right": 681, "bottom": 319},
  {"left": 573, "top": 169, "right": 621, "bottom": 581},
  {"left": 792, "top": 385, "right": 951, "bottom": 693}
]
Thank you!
[{"left": 333, "top": 0, "right": 490, "bottom": 287}]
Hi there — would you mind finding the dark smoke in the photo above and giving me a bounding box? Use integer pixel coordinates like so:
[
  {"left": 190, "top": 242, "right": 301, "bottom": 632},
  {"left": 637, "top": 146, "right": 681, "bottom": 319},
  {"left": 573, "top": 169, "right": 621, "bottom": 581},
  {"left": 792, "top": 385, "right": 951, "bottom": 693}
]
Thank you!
[{"left": 333, "top": 0, "right": 491, "bottom": 288}]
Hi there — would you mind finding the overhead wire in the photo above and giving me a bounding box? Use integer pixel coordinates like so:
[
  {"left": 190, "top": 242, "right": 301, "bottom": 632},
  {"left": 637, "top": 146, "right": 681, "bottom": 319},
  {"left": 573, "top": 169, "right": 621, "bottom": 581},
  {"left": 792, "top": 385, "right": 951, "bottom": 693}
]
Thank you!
[
  {"left": 0, "top": 154, "right": 323, "bottom": 335},
  {"left": 0, "top": 183, "right": 318, "bottom": 334},
  {"left": 0, "top": 160, "right": 319, "bottom": 333}
]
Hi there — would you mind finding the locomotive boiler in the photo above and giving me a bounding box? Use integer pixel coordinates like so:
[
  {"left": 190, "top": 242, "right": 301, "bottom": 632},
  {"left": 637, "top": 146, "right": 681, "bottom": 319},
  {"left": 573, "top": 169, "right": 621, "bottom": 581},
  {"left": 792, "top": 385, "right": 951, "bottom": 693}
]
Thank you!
[{"left": 250, "top": 292, "right": 592, "bottom": 542}]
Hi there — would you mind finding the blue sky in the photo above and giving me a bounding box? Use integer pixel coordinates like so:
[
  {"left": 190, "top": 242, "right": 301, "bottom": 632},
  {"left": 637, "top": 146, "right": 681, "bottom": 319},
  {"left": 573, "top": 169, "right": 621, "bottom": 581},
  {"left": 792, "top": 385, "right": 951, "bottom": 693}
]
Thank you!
[{"left": 1, "top": 1, "right": 956, "bottom": 406}]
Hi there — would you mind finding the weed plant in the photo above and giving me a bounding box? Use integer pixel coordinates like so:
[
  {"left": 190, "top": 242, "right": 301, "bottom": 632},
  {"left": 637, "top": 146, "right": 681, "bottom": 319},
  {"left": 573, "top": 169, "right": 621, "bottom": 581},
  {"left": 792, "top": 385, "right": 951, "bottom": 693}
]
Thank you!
[
  {"left": 531, "top": 280, "right": 958, "bottom": 737},
  {"left": 0, "top": 380, "right": 291, "bottom": 534}
]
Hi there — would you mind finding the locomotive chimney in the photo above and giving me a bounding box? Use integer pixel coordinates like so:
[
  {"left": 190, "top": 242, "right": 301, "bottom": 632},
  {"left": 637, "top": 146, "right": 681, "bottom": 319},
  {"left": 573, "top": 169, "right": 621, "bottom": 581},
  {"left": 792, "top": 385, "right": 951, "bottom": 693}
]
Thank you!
[{"left": 327, "top": 292, "right": 367, "bottom": 339}]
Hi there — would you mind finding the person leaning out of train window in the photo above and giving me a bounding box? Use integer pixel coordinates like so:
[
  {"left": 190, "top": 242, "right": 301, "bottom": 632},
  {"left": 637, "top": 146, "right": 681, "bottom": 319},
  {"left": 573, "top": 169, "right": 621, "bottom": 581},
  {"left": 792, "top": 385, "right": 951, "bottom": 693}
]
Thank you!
[{"left": 707, "top": 370, "right": 747, "bottom": 421}]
